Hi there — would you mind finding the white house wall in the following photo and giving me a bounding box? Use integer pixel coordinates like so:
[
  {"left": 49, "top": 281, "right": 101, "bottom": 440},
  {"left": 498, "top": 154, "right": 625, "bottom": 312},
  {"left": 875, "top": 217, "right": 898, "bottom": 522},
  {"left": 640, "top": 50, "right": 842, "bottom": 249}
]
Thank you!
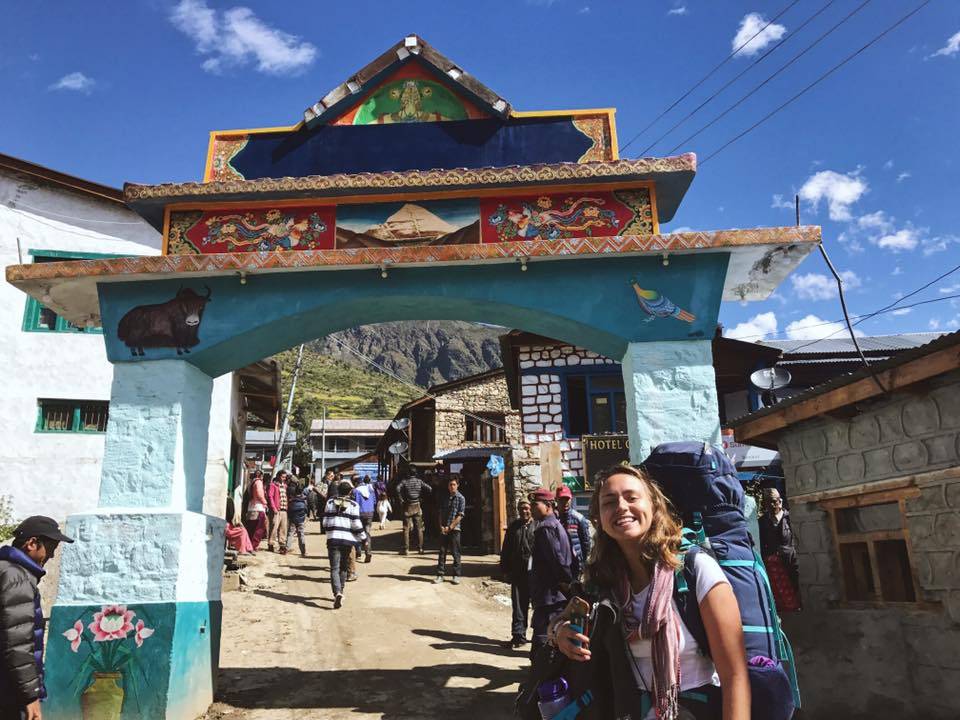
[
  {"left": 516, "top": 344, "right": 618, "bottom": 482},
  {"left": 0, "top": 167, "right": 237, "bottom": 522}
]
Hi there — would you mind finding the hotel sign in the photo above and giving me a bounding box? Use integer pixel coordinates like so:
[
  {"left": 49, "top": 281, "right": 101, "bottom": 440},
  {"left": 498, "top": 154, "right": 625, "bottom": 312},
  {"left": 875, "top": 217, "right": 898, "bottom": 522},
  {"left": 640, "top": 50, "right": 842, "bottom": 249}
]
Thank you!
[{"left": 581, "top": 434, "right": 630, "bottom": 489}]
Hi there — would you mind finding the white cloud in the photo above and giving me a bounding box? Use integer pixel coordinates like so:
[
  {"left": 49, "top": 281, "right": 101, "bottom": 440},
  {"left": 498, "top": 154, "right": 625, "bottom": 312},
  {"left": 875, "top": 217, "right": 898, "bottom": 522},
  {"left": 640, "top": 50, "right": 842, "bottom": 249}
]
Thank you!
[
  {"left": 891, "top": 266, "right": 903, "bottom": 276},
  {"left": 876, "top": 228, "right": 920, "bottom": 252},
  {"left": 891, "top": 308, "right": 912, "bottom": 316},
  {"left": 170, "top": 0, "right": 317, "bottom": 75},
  {"left": 733, "top": 13, "right": 787, "bottom": 56},
  {"left": 668, "top": 5, "right": 688, "bottom": 16},
  {"left": 940, "top": 283, "right": 960, "bottom": 294},
  {"left": 929, "top": 30, "right": 960, "bottom": 59},
  {"left": 923, "top": 235, "right": 959, "bottom": 256},
  {"left": 49, "top": 71, "right": 95, "bottom": 93},
  {"left": 791, "top": 271, "right": 861, "bottom": 301},
  {"left": 726, "top": 311, "right": 778, "bottom": 341},
  {"left": 578, "top": 6, "right": 591, "bottom": 13},
  {"left": 785, "top": 314, "right": 863, "bottom": 341},
  {"left": 896, "top": 171, "right": 911, "bottom": 183},
  {"left": 771, "top": 194, "right": 794, "bottom": 210},
  {"left": 668, "top": 226, "right": 696, "bottom": 234},
  {"left": 929, "top": 318, "right": 941, "bottom": 330},
  {"left": 883, "top": 159, "right": 894, "bottom": 170},
  {"left": 798, "top": 170, "right": 867, "bottom": 221},
  {"left": 857, "top": 210, "right": 894, "bottom": 233}
]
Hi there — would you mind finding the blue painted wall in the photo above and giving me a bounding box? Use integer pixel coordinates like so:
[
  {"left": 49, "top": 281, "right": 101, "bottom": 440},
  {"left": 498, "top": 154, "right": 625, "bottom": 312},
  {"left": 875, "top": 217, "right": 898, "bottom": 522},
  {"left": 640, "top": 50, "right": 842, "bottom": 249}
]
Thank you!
[{"left": 98, "top": 253, "right": 729, "bottom": 377}]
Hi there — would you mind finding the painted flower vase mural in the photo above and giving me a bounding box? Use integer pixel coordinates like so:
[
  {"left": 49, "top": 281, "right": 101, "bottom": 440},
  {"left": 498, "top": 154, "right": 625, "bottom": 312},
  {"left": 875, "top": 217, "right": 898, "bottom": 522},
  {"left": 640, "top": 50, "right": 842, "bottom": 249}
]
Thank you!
[{"left": 62, "top": 605, "right": 154, "bottom": 719}]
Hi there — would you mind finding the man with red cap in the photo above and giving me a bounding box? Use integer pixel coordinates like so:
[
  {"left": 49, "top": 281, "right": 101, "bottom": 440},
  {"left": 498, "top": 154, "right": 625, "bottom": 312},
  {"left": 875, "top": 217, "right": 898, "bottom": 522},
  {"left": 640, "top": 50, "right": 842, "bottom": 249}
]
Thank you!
[
  {"left": 555, "top": 485, "right": 592, "bottom": 581},
  {"left": 527, "top": 487, "right": 573, "bottom": 655}
]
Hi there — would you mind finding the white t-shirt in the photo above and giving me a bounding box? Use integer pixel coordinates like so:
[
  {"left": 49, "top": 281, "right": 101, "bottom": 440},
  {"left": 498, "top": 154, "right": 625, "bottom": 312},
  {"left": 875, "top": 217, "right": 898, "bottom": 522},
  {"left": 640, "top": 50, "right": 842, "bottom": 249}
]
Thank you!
[{"left": 627, "top": 552, "right": 730, "bottom": 708}]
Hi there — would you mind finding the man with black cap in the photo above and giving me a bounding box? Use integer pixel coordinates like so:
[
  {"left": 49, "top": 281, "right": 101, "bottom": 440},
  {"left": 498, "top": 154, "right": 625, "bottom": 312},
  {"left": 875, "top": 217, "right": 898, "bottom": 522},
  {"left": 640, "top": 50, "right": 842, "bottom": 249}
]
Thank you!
[{"left": 0, "top": 515, "right": 73, "bottom": 720}]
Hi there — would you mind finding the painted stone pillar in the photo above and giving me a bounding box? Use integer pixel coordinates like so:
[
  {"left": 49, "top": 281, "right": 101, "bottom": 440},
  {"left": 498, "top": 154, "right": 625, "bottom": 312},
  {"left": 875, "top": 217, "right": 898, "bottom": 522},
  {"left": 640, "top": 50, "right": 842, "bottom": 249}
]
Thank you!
[
  {"left": 43, "top": 360, "right": 225, "bottom": 720},
  {"left": 621, "top": 339, "right": 721, "bottom": 464}
]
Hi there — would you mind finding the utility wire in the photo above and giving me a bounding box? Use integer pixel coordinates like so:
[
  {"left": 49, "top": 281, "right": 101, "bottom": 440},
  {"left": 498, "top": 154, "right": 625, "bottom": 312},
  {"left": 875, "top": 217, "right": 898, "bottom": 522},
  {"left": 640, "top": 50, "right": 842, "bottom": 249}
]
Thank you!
[
  {"left": 700, "top": 0, "right": 931, "bottom": 165},
  {"left": 8, "top": 201, "right": 145, "bottom": 225},
  {"left": 638, "top": 0, "right": 837, "bottom": 156},
  {"left": 783, "top": 259, "right": 960, "bottom": 353},
  {"left": 730, "top": 291, "right": 960, "bottom": 342},
  {"left": 328, "top": 336, "right": 510, "bottom": 433},
  {"left": 671, "top": 0, "right": 874, "bottom": 156},
  {"left": 619, "top": 0, "right": 801, "bottom": 154}
]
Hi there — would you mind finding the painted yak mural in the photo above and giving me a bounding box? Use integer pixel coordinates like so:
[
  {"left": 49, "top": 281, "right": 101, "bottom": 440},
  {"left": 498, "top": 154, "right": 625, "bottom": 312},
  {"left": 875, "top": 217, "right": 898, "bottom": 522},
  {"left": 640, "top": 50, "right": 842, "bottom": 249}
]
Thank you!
[{"left": 117, "top": 287, "right": 212, "bottom": 357}]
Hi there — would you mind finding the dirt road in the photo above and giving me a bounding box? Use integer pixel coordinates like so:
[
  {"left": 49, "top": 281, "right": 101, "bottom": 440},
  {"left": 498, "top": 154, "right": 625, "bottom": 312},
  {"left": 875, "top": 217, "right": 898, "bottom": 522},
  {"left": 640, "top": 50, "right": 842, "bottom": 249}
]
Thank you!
[{"left": 207, "top": 520, "right": 528, "bottom": 720}]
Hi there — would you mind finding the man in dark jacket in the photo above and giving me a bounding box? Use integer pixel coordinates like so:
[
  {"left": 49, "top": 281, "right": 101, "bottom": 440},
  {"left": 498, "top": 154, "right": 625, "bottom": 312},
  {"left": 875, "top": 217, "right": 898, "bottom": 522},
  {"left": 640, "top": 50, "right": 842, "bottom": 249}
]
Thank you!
[
  {"left": 286, "top": 482, "right": 309, "bottom": 557},
  {"left": 0, "top": 516, "right": 73, "bottom": 720},
  {"left": 499, "top": 499, "right": 535, "bottom": 648},
  {"left": 396, "top": 469, "right": 432, "bottom": 555},
  {"left": 527, "top": 487, "right": 573, "bottom": 655}
]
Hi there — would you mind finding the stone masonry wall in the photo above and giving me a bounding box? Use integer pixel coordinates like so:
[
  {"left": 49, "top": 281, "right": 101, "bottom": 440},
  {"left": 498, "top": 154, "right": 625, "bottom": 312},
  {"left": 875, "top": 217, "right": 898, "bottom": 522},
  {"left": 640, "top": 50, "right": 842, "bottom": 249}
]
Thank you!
[
  {"left": 515, "top": 344, "right": 618, "bottom": 494},
  {"left": 433, "top": 373, "right": 521, "bottom": 454},
  {"left": 777, "top": 369, "right": 960, "bottom": 719}
]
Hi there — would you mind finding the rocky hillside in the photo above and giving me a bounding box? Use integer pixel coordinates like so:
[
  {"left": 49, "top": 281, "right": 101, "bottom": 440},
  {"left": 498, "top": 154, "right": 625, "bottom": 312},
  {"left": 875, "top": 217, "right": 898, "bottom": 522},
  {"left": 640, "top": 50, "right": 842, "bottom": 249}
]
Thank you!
[{"left": 311, "top": 320, "right": 504, "bottom": 387}]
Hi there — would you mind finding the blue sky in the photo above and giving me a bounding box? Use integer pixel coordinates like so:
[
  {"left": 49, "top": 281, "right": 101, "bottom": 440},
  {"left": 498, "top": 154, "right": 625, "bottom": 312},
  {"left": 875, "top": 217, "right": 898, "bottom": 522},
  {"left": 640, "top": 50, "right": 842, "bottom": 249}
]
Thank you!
[{"left": 2, "top": 0, "right": 959, "bottom": 341}]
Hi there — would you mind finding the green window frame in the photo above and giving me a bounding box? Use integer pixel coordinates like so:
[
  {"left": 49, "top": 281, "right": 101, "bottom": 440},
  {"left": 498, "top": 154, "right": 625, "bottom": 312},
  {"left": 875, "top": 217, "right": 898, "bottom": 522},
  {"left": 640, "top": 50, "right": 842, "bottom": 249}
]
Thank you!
[
  {"left": 36, "top": 399, "right": 110, "bottom": 433},
  {"left": 22, "top": 250, "right": 131, "bottom": 334}
]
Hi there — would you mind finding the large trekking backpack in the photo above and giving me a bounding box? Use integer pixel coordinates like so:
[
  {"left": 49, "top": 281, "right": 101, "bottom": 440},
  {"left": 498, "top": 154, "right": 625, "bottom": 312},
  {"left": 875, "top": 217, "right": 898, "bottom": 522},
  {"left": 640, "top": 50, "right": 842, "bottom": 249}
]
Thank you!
[{"left": 643, "top": 441, "right": 800, "bottom": 720}]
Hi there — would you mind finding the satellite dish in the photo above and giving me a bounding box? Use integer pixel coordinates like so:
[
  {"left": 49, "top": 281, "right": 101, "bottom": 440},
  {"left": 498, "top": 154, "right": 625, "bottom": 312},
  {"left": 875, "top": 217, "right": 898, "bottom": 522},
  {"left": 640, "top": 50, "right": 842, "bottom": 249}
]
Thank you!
[
  {"left": 750, "top": 367, "right": 792, "bottom": 408},
  {"left": 391, "top": 417, "right": 410, "bottom": 431},
  {"left": 750, "top": 367, "right": 792, "bottom": 391},
  {"left": 388, "top": 441, "right": 409, "bottom": 455}
]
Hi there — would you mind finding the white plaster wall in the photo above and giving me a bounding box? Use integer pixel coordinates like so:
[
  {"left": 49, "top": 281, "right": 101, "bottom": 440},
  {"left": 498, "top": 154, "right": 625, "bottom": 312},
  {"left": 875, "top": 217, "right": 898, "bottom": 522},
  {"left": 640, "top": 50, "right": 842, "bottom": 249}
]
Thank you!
[
  {"left": 202, "top": 373, "right": 237, "bottom": 517},
  {"left": 0, "top": 168, "right": 161, "bottom": 522}
]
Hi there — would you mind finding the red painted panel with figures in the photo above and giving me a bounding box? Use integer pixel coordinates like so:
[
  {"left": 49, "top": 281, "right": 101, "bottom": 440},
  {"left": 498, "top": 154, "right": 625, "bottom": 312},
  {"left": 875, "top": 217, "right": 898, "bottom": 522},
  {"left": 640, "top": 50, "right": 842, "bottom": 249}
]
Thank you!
[
  {"left": 479, "top": 189, "right": 653, "bottom": 244},
  {"left": 168, "top": 206, "right": 336, "bottom": 254}
]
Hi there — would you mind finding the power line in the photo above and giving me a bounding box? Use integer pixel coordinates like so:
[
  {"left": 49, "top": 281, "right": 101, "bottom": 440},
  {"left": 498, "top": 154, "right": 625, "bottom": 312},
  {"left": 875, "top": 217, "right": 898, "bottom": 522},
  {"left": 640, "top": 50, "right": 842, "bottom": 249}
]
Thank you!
[
  {"left": 700, "top": 0, "right": 932, "bottom": 166},
  {"left": 670, "top": 0, "right": 874, "bottom": 156},
  {"left": 730, "top": 291, "right": 960, "bottom": 342},
  {"left": 637, "top": 0, "right": 837, "bottom": 157},
  {"left": 8, "top": 201, "right": 145, "bottom": 225},
  {"left": 619, "top": 0, "right": 801, "bottom": 154},
  {"left": 327, "top": 336, "right": 509, "bottom": 432}
]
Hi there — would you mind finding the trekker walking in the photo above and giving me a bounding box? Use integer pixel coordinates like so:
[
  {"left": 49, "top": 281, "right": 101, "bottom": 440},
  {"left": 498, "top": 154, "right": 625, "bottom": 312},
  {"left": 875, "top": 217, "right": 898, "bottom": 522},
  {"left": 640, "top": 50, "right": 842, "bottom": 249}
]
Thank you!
[
  {"left": 353, "top": 476, "right": 376, "bottom": 563},
  {"left": 0, "top": 516, "right": 73, "bottom": 720},
  {"left": 322, "top": 481, "right": 366, "bottom": 609},
  {"left": 434, "top": 477, "right": 465, "bottom": 585},
  {"left": 527, "top": 487, "right": 574, "bottom": 655},
  {"left": 397, "top": 469, "right": 432, "bottom": 555},
  {"left": 267, "top": 471, "right": 290, "bottom": 553},
  {"left": 243, "top": 470, "right": 268, "bottom": 550},
  {"left": 499, "top": 499, "right": 535, "bottom": 648},
  {"left": 376, "top": 478, "right": 392, "bottom": 530},
  {"left": 556, "top": 485, "right": 592, "bottom": 580},
  {"left": 286, "top": 482, "right": 309, "bottom": 557},
  {"left": 304, "top": 478, "right": 319, "bottom": 521}
]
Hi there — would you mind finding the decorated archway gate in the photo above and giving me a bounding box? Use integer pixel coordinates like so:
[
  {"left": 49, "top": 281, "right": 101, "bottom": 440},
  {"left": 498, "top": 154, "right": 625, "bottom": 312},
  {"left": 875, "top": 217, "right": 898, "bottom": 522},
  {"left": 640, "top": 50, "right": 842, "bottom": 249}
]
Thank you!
[{"left": 6, "top": 36, "right": 818, "bottom": 718}]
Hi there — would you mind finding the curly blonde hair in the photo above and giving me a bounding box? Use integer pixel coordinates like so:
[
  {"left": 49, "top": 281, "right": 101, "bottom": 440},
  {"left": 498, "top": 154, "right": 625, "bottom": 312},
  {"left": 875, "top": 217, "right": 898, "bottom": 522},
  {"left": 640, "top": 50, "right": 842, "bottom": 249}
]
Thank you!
[{"left": 586, "top": 464, "right": 683, "bottom": 590}]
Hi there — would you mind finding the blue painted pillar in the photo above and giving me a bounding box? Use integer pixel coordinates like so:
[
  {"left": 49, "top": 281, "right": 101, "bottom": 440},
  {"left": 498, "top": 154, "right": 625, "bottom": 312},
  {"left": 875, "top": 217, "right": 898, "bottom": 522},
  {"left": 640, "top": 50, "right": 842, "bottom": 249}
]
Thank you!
[
  {"left": 43, "top": 360, "right": 225, "bottom": 720},
  {"left": 621, "top": 339, "right": 721, "bottom": 463}
]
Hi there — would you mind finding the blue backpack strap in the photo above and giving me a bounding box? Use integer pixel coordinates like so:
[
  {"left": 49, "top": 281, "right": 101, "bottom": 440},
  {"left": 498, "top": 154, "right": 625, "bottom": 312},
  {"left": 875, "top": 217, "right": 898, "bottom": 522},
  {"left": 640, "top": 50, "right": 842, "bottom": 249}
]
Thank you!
[{"left": 673, "top": 546, "right": 711, "bottom": 658}]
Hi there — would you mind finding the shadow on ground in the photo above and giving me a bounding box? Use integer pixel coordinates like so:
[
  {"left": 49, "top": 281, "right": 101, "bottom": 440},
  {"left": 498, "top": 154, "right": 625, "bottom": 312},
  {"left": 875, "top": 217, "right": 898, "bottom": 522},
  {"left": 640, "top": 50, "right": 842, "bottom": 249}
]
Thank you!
[
  {"left": 412, "top": 628, "right": 523, "bottom": 658},
  {"left": 215, "top": 663, "right": 524, "bottom": 717}
]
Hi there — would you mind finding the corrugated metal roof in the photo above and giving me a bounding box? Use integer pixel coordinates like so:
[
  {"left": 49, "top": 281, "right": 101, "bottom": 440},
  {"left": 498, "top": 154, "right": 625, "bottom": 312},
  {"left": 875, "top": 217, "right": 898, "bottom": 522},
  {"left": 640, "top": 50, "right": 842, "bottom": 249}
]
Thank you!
[
  {"left": 729, "top": 329, "right": 960, "bottom": 428},
  {"left": 245, "top": 430, "right": 297, "bottom": 444},
  {"left": 309, "top": 418, "right": 392, "bottom": 434},
  {"left": 761, "top": 332, "right": 944, "bottom": 356}
]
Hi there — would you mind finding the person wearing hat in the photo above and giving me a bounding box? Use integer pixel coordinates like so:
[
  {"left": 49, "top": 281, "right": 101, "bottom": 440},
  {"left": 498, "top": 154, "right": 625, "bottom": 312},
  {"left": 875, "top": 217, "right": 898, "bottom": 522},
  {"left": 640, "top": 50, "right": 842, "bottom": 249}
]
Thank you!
[
  {"left": 499, "top": 498, "right": 535, "bottom": 648},
  {"left": 0, "top": 515, "right": 73, "bottom": 720},
  {"left": 527, "top": 487, "right": 574, "bottom": 655},
  {"left": 555, "top": 485, "right": 592, "bottom": 581}
]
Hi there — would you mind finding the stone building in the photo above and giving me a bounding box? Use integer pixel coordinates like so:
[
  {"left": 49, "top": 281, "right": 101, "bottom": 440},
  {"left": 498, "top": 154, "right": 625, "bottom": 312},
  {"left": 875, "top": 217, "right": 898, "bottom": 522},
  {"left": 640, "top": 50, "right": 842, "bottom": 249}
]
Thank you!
[
  {"left": 730, "top": 330, "right": 960, "bottom": 720},
  {"left": 377, "top": 368, "right": 521, "bottom": 551}
]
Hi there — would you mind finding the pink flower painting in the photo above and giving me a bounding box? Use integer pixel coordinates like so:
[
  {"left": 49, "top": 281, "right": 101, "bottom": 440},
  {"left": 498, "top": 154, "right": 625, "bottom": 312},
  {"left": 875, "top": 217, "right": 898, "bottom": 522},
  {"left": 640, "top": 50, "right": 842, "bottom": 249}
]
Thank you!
[
  {"left": 88, "top": 604, "right": 136, "bottom": 642},
  {"left": 62, "top": 620, "right": 83, "bottom": 652},
  {"left": 134, "top": 619, "right": 154, "bottom": 648}
]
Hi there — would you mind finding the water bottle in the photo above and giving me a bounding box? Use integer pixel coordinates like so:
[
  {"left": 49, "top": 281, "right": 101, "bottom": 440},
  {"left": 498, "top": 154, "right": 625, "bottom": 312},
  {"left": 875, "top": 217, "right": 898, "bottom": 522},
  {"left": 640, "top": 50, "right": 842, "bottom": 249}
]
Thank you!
[{"left": 537, "top": 677, "right": 572, "bottom": 719}]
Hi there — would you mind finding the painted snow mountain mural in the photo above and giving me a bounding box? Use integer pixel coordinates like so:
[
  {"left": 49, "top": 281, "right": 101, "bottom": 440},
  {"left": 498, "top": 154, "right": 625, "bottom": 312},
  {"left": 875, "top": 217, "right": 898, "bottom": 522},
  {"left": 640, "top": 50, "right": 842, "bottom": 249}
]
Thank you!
[{"left": 336, "top": 199, "right": 479, "bottom": 248}]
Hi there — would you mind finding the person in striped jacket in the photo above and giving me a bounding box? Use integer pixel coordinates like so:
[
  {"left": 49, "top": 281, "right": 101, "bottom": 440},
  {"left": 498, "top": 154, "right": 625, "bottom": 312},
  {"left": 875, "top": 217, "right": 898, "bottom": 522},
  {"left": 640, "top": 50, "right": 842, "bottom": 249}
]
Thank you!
[{"left": 322, "top": 480, "right": 367, "bottom": 609}]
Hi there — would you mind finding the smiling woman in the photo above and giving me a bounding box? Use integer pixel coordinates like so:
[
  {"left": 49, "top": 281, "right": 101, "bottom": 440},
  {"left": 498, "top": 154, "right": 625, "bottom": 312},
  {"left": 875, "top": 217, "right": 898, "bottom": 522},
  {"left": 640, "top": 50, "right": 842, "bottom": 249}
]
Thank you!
[{"left": 553, "top": 465, "right": 750, "bottom": 720}]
